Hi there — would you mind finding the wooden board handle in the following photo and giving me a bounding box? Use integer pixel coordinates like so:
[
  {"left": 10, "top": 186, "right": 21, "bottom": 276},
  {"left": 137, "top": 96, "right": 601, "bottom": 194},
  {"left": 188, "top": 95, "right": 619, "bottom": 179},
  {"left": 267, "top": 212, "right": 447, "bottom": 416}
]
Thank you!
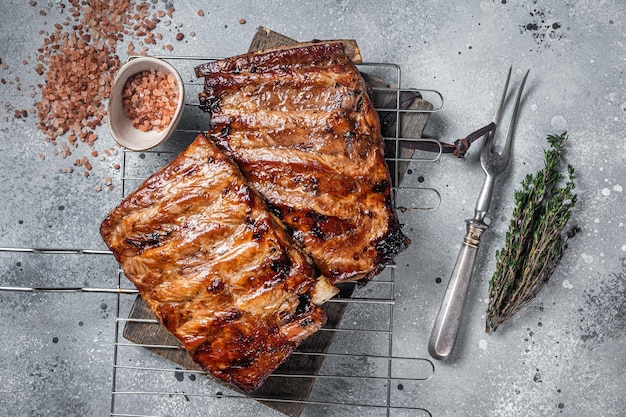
[{"left": 249, "top": 26, "right": 362, "bottom": 63}]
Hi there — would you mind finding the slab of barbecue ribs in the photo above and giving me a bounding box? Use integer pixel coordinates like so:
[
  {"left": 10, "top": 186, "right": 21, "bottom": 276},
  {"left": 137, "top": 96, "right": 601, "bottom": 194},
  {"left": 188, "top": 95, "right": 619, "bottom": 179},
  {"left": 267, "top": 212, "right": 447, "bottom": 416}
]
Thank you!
[
  {"left": 100, "top": 134, "right": 338, "bottom": 392},
  {"left": 195, "top": 42, "right": 411, "bottom": 283},
  {"left": 101, "top": 42, "right": 411, "bottom": 393}
]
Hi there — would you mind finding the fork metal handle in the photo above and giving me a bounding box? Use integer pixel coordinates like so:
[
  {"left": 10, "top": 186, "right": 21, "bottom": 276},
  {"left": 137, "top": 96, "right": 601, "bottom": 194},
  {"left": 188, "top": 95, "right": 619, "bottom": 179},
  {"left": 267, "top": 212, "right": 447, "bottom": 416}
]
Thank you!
[
  {"left": 475, "top": 174, "right": 496, "bottom": 221},
  {"left": 428, "top": 220, "right": 487, "bottom": 360}
]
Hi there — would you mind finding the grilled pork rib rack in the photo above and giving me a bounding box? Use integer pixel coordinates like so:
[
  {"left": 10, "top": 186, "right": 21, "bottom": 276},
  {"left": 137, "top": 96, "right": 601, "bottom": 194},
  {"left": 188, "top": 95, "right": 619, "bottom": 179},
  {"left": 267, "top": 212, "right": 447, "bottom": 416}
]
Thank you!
[
  {"left": 100, "top": 134, "right": 338, "bottom": 392},
  {"left": 101, "top": 43, "right": 410, "bottom": 393},
  {"left": 196, "top": 42, "right": 410, "bottom": 283}
]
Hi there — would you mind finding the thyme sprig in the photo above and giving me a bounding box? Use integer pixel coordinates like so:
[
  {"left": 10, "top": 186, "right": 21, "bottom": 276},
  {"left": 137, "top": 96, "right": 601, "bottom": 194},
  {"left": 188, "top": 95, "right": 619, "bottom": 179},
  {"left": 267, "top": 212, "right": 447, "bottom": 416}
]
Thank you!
[{"left": 486, "top": 132, "right": 578, "bottom": 333}]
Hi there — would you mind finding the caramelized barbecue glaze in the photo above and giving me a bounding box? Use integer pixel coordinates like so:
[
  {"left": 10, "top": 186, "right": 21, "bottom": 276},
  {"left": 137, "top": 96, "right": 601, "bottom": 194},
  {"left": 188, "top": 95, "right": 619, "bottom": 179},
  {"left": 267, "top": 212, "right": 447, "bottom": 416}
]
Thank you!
[
  {"left": 100, "top": 134, "right": 338, "bottom": 392},
  {"left": 196, "top": 42, "right": 410, "bottom": 283}
]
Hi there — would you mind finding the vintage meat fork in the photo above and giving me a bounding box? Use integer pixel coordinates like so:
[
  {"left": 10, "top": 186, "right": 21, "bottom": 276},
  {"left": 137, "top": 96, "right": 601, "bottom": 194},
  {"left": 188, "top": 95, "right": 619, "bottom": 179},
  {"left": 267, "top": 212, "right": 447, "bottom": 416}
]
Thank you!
[{"left": 428, "top": 67, "right": 529, "bottom": 360}]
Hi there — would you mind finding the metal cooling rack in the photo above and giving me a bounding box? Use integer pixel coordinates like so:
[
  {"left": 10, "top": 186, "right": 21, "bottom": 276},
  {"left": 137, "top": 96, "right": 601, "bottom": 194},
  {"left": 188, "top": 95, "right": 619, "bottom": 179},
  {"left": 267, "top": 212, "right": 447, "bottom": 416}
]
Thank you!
[{"left": 0, "top": 58, "right": 443, "bottom": 417}]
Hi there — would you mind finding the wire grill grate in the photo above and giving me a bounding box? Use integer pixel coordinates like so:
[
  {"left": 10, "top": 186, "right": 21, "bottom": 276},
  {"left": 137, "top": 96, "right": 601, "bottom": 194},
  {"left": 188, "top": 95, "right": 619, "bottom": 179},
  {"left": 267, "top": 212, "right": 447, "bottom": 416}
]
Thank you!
[{"left": 0, "top": 58, "right": 442, "bottom": 417}]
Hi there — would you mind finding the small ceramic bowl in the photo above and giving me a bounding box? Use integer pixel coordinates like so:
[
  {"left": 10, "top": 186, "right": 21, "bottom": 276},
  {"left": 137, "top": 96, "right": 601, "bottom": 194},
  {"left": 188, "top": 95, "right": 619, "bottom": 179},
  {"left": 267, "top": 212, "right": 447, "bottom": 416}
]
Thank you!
[{"left": 107, "top": 56, "right": 185, "bottom": 151}]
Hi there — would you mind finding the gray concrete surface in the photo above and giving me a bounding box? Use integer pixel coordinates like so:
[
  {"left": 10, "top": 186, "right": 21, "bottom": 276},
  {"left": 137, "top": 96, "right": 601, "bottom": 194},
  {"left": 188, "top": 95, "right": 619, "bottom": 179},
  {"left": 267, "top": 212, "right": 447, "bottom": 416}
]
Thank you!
[{"left": 1, "top": 0, "right": 624, "bottom": 416}]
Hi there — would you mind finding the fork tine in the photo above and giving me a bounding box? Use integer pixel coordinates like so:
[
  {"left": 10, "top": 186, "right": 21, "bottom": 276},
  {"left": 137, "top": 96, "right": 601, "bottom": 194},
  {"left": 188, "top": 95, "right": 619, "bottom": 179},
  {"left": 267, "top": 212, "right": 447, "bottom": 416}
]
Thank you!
[
  {"left": 501, "top": 69, "right": 530, "bottom": 160},
  {"left": 482, "top": 66, "right": 512, "bottom": 154},
  {"left": 493, "top": 66, "right": 513, "bottom": 125}
]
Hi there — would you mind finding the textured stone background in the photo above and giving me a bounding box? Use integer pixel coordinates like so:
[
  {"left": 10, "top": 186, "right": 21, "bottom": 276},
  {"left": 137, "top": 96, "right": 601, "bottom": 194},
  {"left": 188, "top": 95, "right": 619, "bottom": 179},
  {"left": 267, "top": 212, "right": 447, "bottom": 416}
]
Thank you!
[{"left": 0, "top": 1, "right": 624, "bottom": 416}]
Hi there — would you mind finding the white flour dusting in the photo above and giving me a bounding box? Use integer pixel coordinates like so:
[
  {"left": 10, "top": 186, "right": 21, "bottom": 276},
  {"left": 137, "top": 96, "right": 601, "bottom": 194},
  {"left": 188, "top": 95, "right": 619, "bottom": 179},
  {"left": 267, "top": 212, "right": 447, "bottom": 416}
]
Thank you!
[
  {"left": 581, "top": 253, "right": 594, "bottom": 263},
  {"left": 551, "top": 115, "right": 567, "bottom": 130}
]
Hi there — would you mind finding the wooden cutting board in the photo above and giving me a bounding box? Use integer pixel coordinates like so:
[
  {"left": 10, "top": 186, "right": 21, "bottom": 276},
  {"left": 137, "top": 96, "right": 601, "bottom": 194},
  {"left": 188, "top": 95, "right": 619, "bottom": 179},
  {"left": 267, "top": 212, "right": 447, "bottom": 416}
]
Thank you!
[{"left": 122, "top": 27, "right": 433, "bottom": 417}]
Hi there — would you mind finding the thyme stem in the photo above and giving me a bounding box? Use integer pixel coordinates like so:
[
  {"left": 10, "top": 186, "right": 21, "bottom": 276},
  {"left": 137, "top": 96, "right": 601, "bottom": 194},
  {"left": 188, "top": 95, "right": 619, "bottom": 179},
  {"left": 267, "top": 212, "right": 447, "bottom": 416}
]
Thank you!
[{"left": 486, "top": 132, "right": 578, "bottom": 333}]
